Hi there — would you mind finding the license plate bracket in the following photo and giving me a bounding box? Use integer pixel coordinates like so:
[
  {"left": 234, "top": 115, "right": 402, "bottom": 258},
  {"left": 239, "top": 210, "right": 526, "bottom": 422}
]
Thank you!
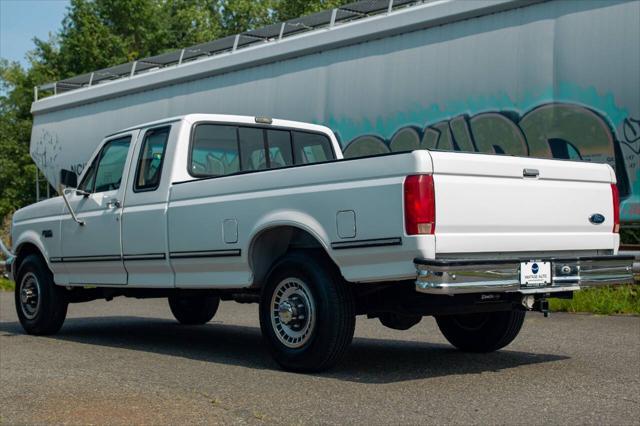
[{"left": 520, "top": 261, "right": 551, "bottom": 287}]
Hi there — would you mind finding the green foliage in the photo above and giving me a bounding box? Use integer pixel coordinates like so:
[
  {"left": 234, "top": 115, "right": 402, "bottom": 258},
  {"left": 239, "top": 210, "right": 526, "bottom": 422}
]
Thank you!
[
  {"left": 1, "top": 0, "right": 348, "bottom": 224},
  {"left": 0, "top": 278, "right": 14, "bottom": 292},
  {"left": 273, "top": 0, "right": 350, "bottom": 21},
  {"left": 220, "top": 0, "right": 275, "bottom": 36},
  {"left": 0, "top": 60, "right": 41, "bottom": 221},
  {"left": 164, "top": 0, "right": 223, "bottom": 47},
  {"left": 550, "top": 285, "right": 640, "bottom": 315}
]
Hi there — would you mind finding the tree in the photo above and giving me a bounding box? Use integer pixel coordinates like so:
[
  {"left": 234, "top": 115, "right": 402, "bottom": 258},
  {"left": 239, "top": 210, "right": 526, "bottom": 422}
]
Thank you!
[
  {"left": 274, "top": 0, "right": 350, "bottom": 22},
  {"left": 0, "top": 0, "right": 351, "bottom": 225},
  {"left": 0, "top": 58, "right": 47, "bottom": 222}
]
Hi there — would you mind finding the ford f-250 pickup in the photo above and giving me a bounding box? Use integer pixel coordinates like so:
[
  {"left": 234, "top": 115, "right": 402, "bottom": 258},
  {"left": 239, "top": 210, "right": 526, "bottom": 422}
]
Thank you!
[{"left": 7, "top": 114, "right": 635, "bottom": 372}]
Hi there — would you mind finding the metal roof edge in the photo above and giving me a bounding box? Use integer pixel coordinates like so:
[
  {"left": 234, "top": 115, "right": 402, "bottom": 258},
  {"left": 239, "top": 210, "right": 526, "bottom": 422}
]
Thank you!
[{"left": 31, "top": 0, "right": 546, "bottom": 115}]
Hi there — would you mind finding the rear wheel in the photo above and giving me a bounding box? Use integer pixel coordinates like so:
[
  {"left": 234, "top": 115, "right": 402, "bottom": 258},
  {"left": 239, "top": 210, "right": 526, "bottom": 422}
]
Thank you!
[
  {"left": 168, "top": 294, "right": 220, "bottom": 325},
  {"left": 15, "top": 254, "right": 68, "bottom": 335},
  {"left": 435, "top": 310, "right": 525, "bottom": 352},
  {"left": 259, "top": 251, "right": 355, "bottom": 372}
]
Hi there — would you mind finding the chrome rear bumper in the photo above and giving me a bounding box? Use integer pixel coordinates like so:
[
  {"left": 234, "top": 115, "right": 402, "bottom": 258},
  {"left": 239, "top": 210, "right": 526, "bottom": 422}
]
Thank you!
[{"left": 414, "top": 255, "right": 635, "bottom": 295}]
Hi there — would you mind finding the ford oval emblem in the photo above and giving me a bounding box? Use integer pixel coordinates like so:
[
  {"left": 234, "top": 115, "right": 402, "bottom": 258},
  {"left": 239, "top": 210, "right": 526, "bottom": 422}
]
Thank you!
[{"left": 589, "top": 213, "right": 605, "bottom": 224}]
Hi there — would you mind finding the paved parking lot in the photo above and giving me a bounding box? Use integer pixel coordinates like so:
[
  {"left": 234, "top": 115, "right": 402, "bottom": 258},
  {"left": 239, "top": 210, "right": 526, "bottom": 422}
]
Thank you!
[{"left": 1, "top": 291, "right": 639, "bottom": 425}]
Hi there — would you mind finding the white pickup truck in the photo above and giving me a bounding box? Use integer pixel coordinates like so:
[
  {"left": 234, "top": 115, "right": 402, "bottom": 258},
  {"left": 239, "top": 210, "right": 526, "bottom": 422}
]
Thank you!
[{"left": 7, "top": 114, "right": 634, "bottom": 372}]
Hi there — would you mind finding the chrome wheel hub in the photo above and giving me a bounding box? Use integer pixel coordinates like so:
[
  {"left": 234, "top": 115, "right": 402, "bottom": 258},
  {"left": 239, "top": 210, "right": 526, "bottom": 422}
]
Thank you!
[
  {"left": 271, "top": 278, "right": 315, "bottom": 348},
  {"left": 277, "top": 300, "right": 295, "bottom": 324},
  {"left": 19, "top": 272, "right": 41, "bottom": 320}
]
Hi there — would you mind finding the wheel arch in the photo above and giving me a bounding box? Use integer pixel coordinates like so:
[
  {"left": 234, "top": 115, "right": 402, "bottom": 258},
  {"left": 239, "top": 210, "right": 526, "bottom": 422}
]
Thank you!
[
  {"left": 248, "top": 218, "right": 339, "bottom": 288},
  {"left": 13, "top": 238, "right": 49, "bottom": 279}
]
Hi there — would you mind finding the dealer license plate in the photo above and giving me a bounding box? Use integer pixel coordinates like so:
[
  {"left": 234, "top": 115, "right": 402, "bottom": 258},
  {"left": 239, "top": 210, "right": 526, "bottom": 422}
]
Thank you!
[{"left": 520, "top": 261, "right": 551, "bottom": 287}]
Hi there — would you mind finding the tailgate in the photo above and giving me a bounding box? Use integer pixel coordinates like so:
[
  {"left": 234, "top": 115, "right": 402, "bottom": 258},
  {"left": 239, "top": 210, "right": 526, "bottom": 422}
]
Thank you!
[{"left": 429, "top": 151, "right": 619, "bottom": 254}]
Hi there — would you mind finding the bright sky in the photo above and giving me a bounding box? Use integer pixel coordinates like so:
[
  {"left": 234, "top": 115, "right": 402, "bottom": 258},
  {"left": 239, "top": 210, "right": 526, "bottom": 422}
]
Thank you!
[{"left": 0, "top": 0, "right": 69, "bottom": 68}]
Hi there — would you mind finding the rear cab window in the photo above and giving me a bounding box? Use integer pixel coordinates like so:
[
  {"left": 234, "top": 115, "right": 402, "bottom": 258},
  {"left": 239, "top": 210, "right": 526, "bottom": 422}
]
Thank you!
[
  {"left": 239, "top": 127, "right": 267, "bottom": 172},
  {"left": 267, "top": 130, "right": 293, "bottom": 169},
  {"left": 188, "top": 122, "right": 335, "bottom": 178}
]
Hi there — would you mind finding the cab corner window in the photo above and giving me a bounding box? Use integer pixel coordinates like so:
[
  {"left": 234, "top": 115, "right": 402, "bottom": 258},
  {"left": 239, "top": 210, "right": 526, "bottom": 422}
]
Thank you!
[
  {"left": 80, "top": 136, "right": 131, "bottom": 193},
  {"left": 292, "top": 132, "right": 334, "bottom": 165},
  {"left": 135, "top": 127, "right": 170, "bottom": 191},
  {"left": 191, "top": 124, "right": 240, "bottom": 177}
]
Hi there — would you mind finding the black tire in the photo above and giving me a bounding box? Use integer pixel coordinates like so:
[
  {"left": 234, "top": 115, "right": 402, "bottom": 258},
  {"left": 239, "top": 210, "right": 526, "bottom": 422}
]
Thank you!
[
  {"left": 168, "top": 294, "right": 220, "bottom": 325},
  {"left": 379, "top": 313, "right": 422, "bottom": 331},
  {"left": 435, "top": 310, "right": 525, "bottom": 352},
  {"left": 259, "top": 251, "right": 355, "bottom": 372},
  {"left": 15, "top": 254, "right": 68, "bottom": 335}
]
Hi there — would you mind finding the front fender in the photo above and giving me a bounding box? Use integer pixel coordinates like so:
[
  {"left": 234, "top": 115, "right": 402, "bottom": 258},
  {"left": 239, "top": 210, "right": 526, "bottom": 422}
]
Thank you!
[{"left": 14, "top": 230, "right": 50, "bottom": 270}]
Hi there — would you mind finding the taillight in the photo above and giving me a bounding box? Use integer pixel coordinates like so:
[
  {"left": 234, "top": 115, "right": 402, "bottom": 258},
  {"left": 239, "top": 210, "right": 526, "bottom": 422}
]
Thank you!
[
  {"left": 611, "top": 183, "right": 620, "bottom": 233},
  {"left": 404, "top": 175, "right": 435, "bottom": 235}
]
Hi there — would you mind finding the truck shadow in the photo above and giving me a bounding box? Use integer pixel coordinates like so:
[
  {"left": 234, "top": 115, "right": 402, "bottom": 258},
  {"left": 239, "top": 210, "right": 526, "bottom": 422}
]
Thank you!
[{"left": 0, "top": 316, "right": 568, "bottom": 384}]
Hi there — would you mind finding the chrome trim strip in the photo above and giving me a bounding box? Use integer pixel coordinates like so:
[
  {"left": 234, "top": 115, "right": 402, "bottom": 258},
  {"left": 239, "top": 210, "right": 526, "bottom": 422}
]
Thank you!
[
  {"left": 123, "top": 253, "right": 167, "bottom": 261},
  {"left": 50, "top": 255, "right": 122, "bottom": 263},
  {"left": 415, "top": 255, "right": 634, "bottom": 295},
  {"left": 331, "top": 237, "right": 402, "bottom": 250},
  {"left": 52, "top": 250, "right": 241, "bottom": 262},
  {"left": 169, "top": 249, "right": 241, "bottom": 259}
]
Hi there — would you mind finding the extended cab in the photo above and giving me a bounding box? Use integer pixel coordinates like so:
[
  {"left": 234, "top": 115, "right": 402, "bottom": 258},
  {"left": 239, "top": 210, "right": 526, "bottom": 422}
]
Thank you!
[{"left": 8, "top": 114, "right": 634, "bottom": 371}]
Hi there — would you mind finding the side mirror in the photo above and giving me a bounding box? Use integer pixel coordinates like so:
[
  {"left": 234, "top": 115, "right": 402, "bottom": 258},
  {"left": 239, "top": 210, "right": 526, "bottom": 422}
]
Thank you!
[
  {"left": 58, "top": 169, "right": 86, "bottom": 226},
  {"left": 60, "top": 169, "right": 77, "bottom": 188}
]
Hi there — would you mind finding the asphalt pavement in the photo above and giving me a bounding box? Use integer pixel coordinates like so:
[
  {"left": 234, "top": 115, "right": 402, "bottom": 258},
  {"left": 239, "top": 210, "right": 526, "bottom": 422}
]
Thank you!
[{"left": 1, "top": 291, "right": 639, "bottom": 425}]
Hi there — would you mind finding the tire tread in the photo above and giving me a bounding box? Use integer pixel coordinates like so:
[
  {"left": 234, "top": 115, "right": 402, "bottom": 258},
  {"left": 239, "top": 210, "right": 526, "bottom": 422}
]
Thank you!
[
  {"left": 260, "top": 250, "right": 355, "bottom": 372},
  {"left": 15, "top": 254, "right": 68, "bottom": 335}
]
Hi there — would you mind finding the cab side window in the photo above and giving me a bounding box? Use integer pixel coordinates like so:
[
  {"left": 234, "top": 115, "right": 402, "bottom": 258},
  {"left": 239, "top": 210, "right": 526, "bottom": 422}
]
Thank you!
[
  {"left": 135, "top": 127, "right": 170, "bottom": 191},
  {"left": 79, "top": 136, "right": 131, "bottom": 193},
  {"left": 78, "top": 158, "right": 98, "bottom": 193},
  {"left": 190, "top": 124, "right": 240, "bottom": 177},
  {"left": 188, "top": 124, "right": 335, "bottom": 177},
  {"left": 292, "top": 132, "right": 333, "bottom": 165}
]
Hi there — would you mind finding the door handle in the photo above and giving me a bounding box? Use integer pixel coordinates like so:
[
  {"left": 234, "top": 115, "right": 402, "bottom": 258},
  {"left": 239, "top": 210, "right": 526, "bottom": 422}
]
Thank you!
[
  {"left": 523, "top": 168, "right": 539, "bottom": 178},
  {"left": 106, "top": 199, "right": 121, "bottom": 209}
]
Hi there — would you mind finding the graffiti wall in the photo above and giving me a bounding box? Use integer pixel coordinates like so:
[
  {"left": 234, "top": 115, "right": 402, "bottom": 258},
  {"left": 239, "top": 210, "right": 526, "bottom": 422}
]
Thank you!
[
  {"left": 341, "top": 102, "right": 638, "bottom": 216},
  {"left": 31, "top": 0, "right": 640, "bottom": 222}
]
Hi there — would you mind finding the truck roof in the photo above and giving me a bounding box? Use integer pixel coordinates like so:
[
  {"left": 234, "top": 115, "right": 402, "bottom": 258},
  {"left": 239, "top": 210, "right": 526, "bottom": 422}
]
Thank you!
[{"left": 109, "top": 114, "right": 334, "bottom": 137}]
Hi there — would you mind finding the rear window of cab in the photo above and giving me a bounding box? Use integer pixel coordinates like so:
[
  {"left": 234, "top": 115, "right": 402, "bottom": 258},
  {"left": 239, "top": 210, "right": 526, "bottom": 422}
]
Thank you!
[{"left": 189, "top": 123, "right": 334, "bottom": 178}]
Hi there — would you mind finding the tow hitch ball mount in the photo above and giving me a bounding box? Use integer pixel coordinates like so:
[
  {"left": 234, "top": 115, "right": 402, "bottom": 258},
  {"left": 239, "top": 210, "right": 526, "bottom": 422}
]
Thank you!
[{"left": 522, "top": 295, "right": 549, "bottom": 317}]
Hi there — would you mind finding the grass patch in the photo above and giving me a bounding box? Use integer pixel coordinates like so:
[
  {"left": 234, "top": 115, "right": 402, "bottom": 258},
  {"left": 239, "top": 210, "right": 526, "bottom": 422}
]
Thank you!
[
  {"left": 550, "top": 284, "right": 640, "bottom": 315},
  {"left": 0, "top": 277, "right": 14, "bottom": 292}
]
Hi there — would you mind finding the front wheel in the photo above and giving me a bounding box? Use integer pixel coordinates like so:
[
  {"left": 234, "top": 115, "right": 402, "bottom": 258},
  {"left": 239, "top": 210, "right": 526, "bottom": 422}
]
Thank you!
[
  {"left": 168, "top": 294, "right": 220, "bottom": 325},
  {"left": 15, "top": 254, "right": 68, "bottom": 335},
  {"left": 259, "top": 251, "right": 355, "bottom": 372},
  {"left": 435, "top": 310, "right": 525, "bottom": 352}
]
